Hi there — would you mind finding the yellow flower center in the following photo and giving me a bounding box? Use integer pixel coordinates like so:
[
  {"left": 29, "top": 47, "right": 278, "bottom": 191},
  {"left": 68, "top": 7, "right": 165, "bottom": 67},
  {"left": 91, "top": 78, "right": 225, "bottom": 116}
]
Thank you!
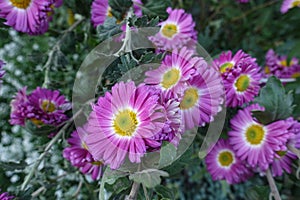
[
  {"left": 161, "top": 24, "right": 178, "bottom": 38},
  {"left": 113, "top": 109, "right": 138, "bottom": 137},
  {"left": 220, "top": 62, "right": 234, "bottom": 73},
  {"left": 180, "top": 88, "right": 199, "bottom": 110},
  {"left": 264, "top": 66, "right": 270, "bottom": 74},
  {"left": 235, "top": 75, "right": 250, "bottom": 92},
  {"left": 292, "top": 72, "right": 300, "bottom": 78},
  {"left": 107, "top": 6, "right": 113, "bottom": 17},
  {"left": 280, "top": 60, "right": 288, "bottom": 67},
  {"left": 31, "top": 118, "right": 44, "bottom": 127},
  {"left": 10, "top": 0, "right": 31, "bottom": 9},
  {"left": 292, "top": 0, "right": 300, "bottom": 7},
  {"left": 276, "top": 151, "right": 287, "bottom": 157},
  {"left": 245, "top": 124, "right": 265, "bottom": 145},
  {"left": 91, "top": 161, "right": 103, "bottom": 166},
  {"left": 41, "top": 100, "right": 56, "bottom": 113},
  {"left": 218, "top": 150, "right": 234, "bottom": 167},
  {"left": 161, "top": 68, "right": 180, "bottom": 89}
]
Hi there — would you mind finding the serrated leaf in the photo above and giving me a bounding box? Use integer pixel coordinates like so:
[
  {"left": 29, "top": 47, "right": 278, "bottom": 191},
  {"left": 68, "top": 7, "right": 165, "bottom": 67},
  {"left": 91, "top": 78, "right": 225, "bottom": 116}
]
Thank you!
[
  {"left": 129, "top": 169, "right": 169, "bottom": 188},
  {"left": 97, "top": 18, "right": 122, "bottom": 42},
  {"left": 142, "top": 0, "right": 172, "bottom": 19},
  {"left": 158, "top": 142, "right": 177, "bottom": 168},
  {"left": 253, "top": 76, "right": 294, "bottom": 124}
]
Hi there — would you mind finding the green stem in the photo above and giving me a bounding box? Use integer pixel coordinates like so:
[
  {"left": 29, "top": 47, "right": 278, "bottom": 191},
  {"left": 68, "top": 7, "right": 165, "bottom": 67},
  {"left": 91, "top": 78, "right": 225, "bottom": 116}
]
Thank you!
[{"left": 266, "top": 168, "right": 281, "bottom": 200}]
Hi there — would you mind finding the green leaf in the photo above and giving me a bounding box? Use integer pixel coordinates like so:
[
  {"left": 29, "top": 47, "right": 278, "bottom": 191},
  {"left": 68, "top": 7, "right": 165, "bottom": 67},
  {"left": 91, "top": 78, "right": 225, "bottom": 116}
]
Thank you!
[
  {"left": 158, "top": 142, "right": 177, "bottom": 168},
  {"left": 0, "top": 160, "right": 27, "bottom": 171},
  {"left": 245, "top": 185, "right": 269, "bottom": 200},
  {"left": 154, "top": 185, "right": 174, "bottom": 199},
  {"left": 109, "top": 0, "right": 133, "bottom": 21},
  {"left": 129, "top": 169, "right": 169, "bottom": 188},
  {"left": 97, "top": 18, "right": 122, "bottom": 42},
  {"left": 129, "top": 16, "right": 160, "bottom": 28},
  {"left": 25, "top": 120, "right": 58, "bottom": 136},
  {"left": 142, "top": 0, "right": 172, "bottom": 19},
  {"left": 253, "top": 76, "right": 294, "bottom": 124}
]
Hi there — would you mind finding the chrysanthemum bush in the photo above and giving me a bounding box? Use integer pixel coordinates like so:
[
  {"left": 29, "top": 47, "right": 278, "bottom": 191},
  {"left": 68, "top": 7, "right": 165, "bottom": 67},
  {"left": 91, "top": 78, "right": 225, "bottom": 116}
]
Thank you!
[{"left": 1, "top": 0, "right": 300, "bottom": 199}]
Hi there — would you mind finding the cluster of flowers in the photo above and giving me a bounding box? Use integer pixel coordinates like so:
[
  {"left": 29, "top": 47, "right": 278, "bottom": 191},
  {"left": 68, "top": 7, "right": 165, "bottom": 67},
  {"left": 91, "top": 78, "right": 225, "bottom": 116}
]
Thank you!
[
  {"left": 263, "top": 49, "right": 300, "bottom": 79},
  {"left": 0, "top": 189, "right": 14, "bottom": 200},
  {"left": 10, "top": 87, "right": 70, "bottom": 131},
  {"left": 206, "top": 104, "right": 300, "bottom": 184},
  {"left": 0, "top": 0, "right": 62, "bottom": 35}
]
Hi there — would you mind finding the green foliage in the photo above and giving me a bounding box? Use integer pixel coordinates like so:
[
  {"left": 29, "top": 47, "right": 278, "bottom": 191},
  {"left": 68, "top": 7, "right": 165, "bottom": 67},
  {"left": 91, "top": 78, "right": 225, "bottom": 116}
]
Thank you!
[
  {"left": 141, "top": 0, "right": 172, "bottom": 19},
  {"left": 129, "top": 169, "right": 169, "bottom": 188}
]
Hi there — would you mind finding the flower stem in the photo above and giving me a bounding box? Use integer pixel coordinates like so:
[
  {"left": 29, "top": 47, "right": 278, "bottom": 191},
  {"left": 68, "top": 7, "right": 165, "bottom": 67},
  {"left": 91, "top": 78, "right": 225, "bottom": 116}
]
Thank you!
[
  {"left": 266, "top": 168, "right": 281, "bottom": 200},
  {"left": 126, "top": 181, "right": 140, "bottom": 200}
]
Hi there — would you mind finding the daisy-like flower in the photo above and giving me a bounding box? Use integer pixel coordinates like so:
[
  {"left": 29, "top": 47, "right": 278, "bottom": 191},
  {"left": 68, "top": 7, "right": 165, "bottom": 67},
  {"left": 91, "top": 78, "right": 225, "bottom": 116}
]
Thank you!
[
  {"left": 0, "top": 0, "right": 60, "bottom": 35},
  {"left": 205, "top": 139, "right": 253, "bottom": 184},
  {"left": 85, "top": 81, "right": 165, "bottom": 170},
  {"left": 286, "top": 117, "right": 300, "bottom": 149},
  {"left": 281, "top": 0, "right": 300, "bottom": 13},
  {"left": 63, "top": 127, "right": 104, "bottom": 180},
  {"left": 270, "top": 150, "right": 297, "bottom": 177},
  {"left": 0, "top": 60, "right": 5, "bottom": 84},
  {"left": 223, "top": 59, "right": 261, "bottom": 107},
  {"left": 10, "top": 87, "right": 70, "bottom": 128},
  {"left": 149, "top": 7, "right": 197, "bottom": 51},
  {"left": 91, "top": 0, "right": 112, "bottom": 27},
  {"left": 133, "top": 0, "right": 143, "bottom": 17},
  {"left": 144, "top": 47, "right": 198, "bottom": 96},
  {"left": 179, "top": 67, "right": 223, "bottom": 130},
  {"left": 0, "top": 189, "right": 14, "bottom": 200},
  {"left": 229, "top": 104, "right": 291, "bottom": 170}
]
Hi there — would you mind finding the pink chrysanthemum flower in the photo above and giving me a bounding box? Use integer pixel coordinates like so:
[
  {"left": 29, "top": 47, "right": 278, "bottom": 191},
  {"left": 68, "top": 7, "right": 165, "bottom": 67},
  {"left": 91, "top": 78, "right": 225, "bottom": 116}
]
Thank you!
[
  {"left": 281, "top": 0, "right": 300, "bottom": 13},
  {"left": 63, "top": 127, "right": 104, "bottom": 180},
  {"left": 133, "top": 0, "right": 143, "bottom": 17},
  {"left": 270, "top": 150, "right": 297, "bottom": 177},
  {"left": 149, "top": 7, "right": 197, "bottom": 51},
  {"left": 91, "top": 0, "right": 112, "bottom": 27},
  {"left": 286, "top": 117, "right": 300, "bottom": 149},
  {"left": 229, "top": 104, "right": 292, "bottom": 170},
  {"left": 179, "top": 67, "right": 223, "bottom": 130},
  {"left": 85, "top": 81, "right": 165, "bottom": 170},
  {"left": 0, "top": 0, "right": 61, "bottom": 35},
  {"left": 263, "top": 49, "right": 300, "bottom": 79},
  {"left": 144, "top": 47, "right": 198, "bottom": 96},
  {"left": 10, "top": 87, "right": 70, "bottom": 128},
  {"left": 205, "top": 139, "right": 253, "bottom": 184},
  {"left": 0, "top": 189, "right": 14, "bottom": 200},
  {"left": 223, "top": 59, "right": 261, "bottom": 107}
]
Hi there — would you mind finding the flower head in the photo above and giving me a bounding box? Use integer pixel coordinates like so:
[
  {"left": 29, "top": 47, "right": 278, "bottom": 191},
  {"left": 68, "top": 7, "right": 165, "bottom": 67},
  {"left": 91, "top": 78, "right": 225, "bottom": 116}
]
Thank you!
[
  {"left": 0, "top": 189, "right": 14, "bottom": 200},
  {"left": 144, "top": 47, "right": 197, "bottom": 96},
  {"left": 85, "top": 81, "right": 165, "bottom": 169},
  {"left": 0, "top": 60, "right": 5, "bottom": 84},
  {"left": 0, "top": 0, "right": 61, "bottom": 35},
  {"left": 149, "top": 7, "right": 197, "bottom": 51},
  {"left": 228, "top": 104, "right": 292, "bottom": 170},
  {"left": 281, "top": 0, "right": 300, "bottom": 13},
  {"left": 91, "top": 0, "right": 111, "bottom": 27},
  {"left": 179, "top": 66, "right": 224, "bottom": 130},
  {"left": 270, "top": 150, "right": 297, "bottom": 177},
  {"left": 205, "top": 139, "right": 253, "bottom": 184},
  {"left": 63, "top": 127, "right": 104, "bottom": 180}
]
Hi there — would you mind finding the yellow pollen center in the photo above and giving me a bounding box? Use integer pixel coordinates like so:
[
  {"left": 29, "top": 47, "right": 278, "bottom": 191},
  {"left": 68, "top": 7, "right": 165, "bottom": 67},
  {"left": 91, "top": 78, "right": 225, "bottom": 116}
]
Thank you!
[
  {"left": 161, "top": 24, "right": 178, "bottom": 38},
  {"left": 107, "top": 7, "right": 113, "bottom": 17},
  {"left": 292, "top": 72, "right": 300, "bottom": 78},
  {"left": 31, "top": 118, "right": 44, "bottom": 127},
  {"left": 276, "top": 151, "right": 287, "bottom": 157},
  {"left": 218, "top": 151, "right": 234, "bottom": 167},
  {"left": 113, "top": 110, "right": 138, "bottom": 137},
  {"left": 235, "top": 75, "right": 250, "bottom": 92},
  {"left": 264, "top": 66, "right": 270, "bottom": 74},
  {"left": 280, "top": 60, "right": 289, "bottom": 67},
  {"left": 180, "top": 88, "right": 199, "bottom": 110},
  {"left": 292, "top": 0, "right": 300, "bottom": 7},
  {"left": 245, "top": 124, "right": 265, "bottom": 145},
  {"left": 91, "top": 161, "right": 103, "bottom": 166},
  {"left": 220, "top": 62, "right": 234, "bottom": 73},
  {"left": 41, "top": 100, "right": 56, "bottom": 113},
  {"left": 10, "top": 0, "right": 31, "bottom": 9},
  {"left": 161, "top": 68, "right": 180, "bottom": 89}
]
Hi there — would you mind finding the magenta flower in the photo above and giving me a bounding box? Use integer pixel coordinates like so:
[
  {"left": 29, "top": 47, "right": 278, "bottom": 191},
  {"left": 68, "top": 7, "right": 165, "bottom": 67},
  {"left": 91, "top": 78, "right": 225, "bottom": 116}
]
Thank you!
[
  {"left": 281, "top": 0, "right": 300, "bottom": 13},
  {"left": 270, "top": 151, "right": 297, "bottom": 177},
  {"left": 0, "top": 60, "right": 5, "bottom": 84},
  {"left": 63, "top": 127, "right": 104, "bottom": 180},
  {"left": 223, "top": 59, "right": 261, "bottom": 107},
  {"left": 91, "top": 0, "right": 111, "bottom": 27},
  {"left": 237, "top": 0, "right": 249, "bottom": 3},
  {"left": 286, "top": 117, "right": 300, "bottom": 149},
  {"left": 149, "top": 7, "right": 197, "bottom": 51},
  {"left": 205, "top": 139, "right": 253, "bottom": 184},
  {"left": 10, "top": 87, "right": 70, "bottom": 128},
  {"left": 85, "top": 81, "right": 165, "bottom": 170},
  {"left": 133, "top": 0, "right": 143, "bottom": 17},
  {"left": 0, "top": 0, "right": 61, "bottom": 35},
  {"left": 263, "top": 49, "right": 300, "bottom": 79},
  {"left": 179, "top": 68, "right": 223, "bottom": 130},
  {"left": 144, "top": 47, "right": 197, "bottom": 96},
  {"left": 0, "top": 189, "right": 14, "bottom": 200},
  {"left": 229, "top": 104, "right": 292, "bottom": 170}
]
